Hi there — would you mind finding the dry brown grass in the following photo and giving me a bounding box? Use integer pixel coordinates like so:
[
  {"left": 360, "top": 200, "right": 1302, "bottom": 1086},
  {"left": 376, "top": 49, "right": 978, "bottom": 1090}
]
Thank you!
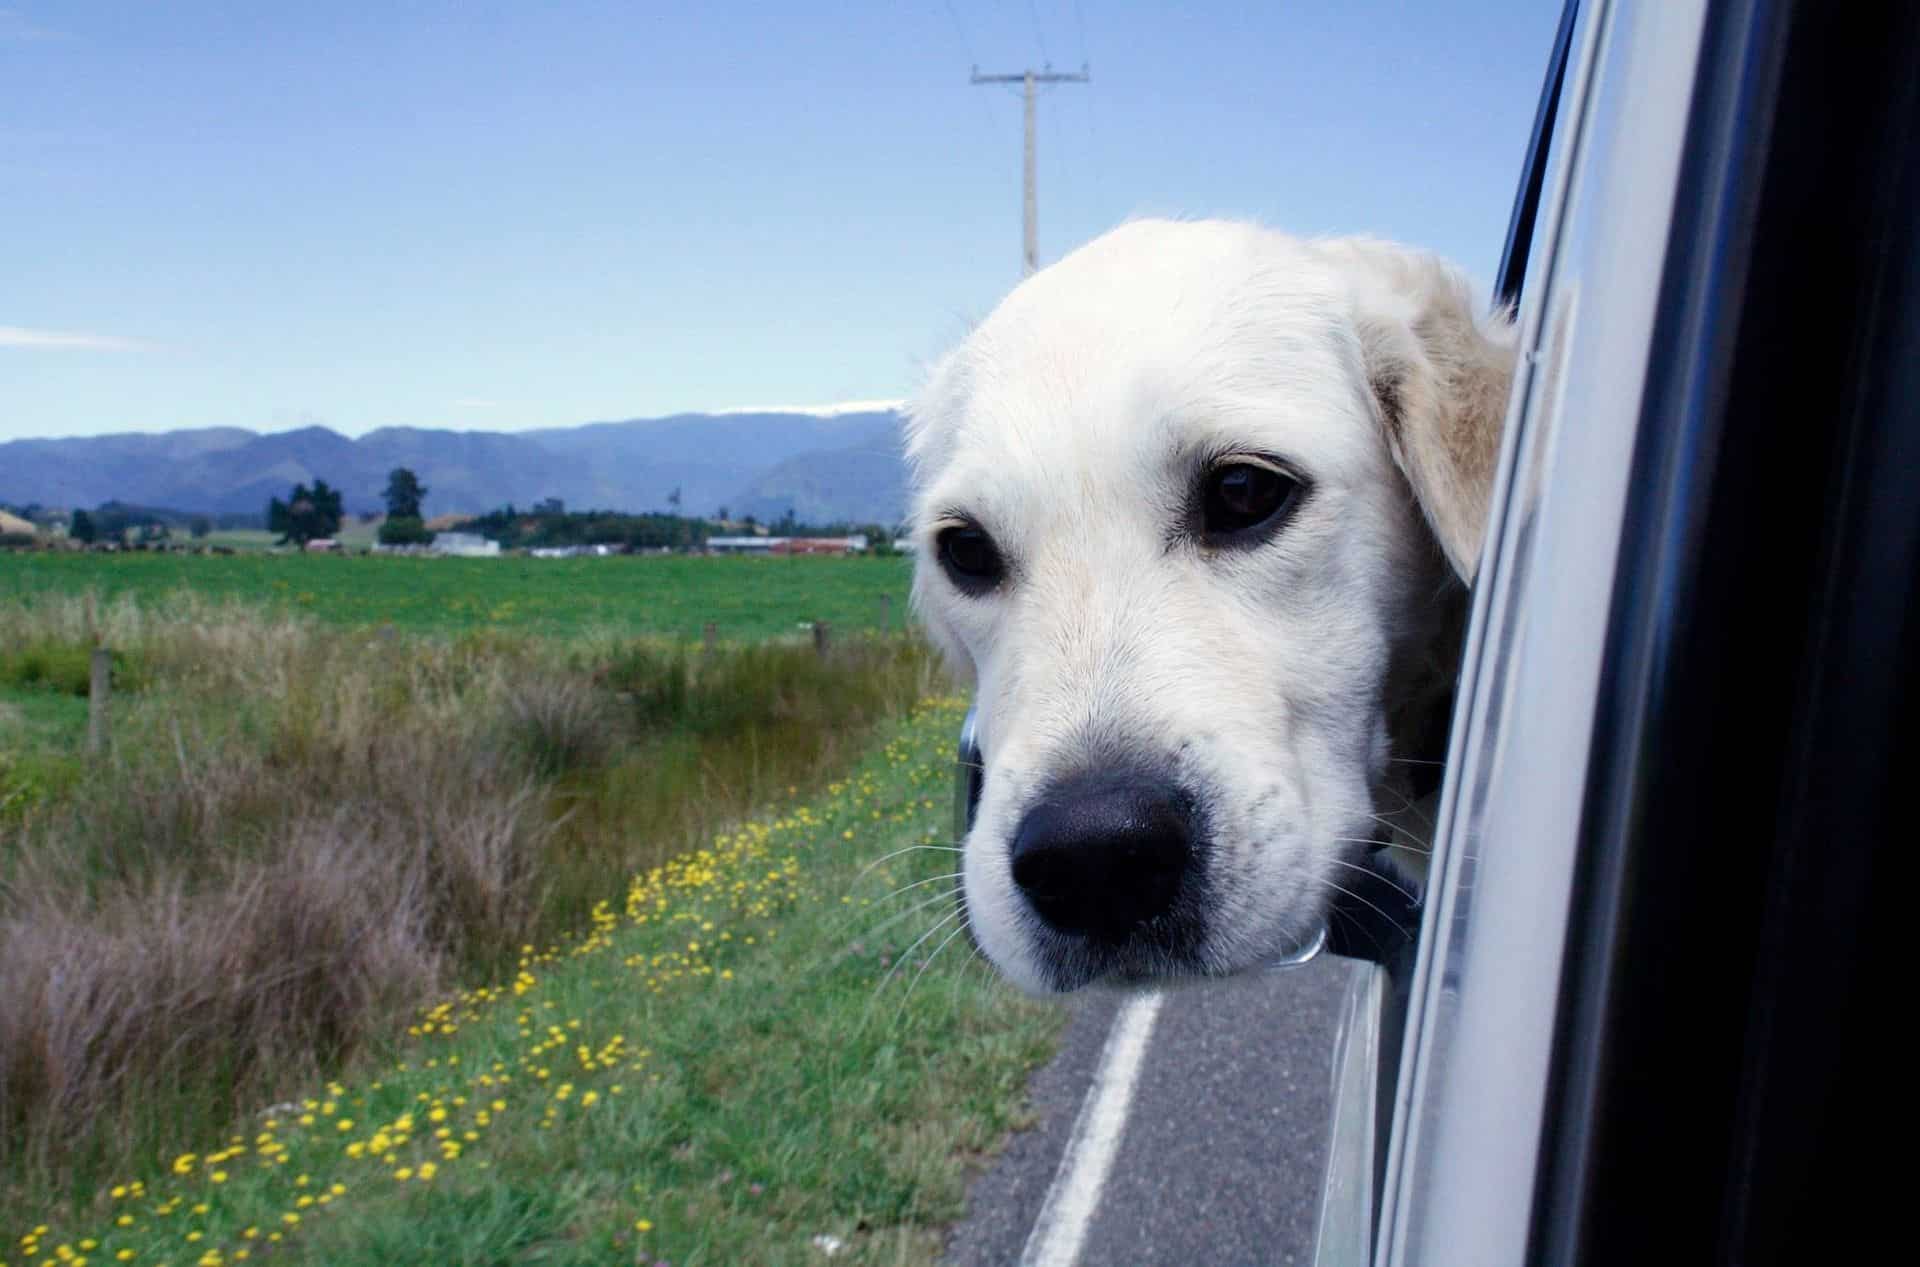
[{"left": 0, "top": 592, "right": 935, "bottom": 1185}]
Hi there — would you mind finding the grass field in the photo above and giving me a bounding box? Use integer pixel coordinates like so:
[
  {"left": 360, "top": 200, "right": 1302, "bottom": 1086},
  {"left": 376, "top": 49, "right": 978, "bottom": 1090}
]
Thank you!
[
  {"left": 1, "top": 563, "right": 1062, "bottom": 1265},
  {"left": 0, "top": 552, "right": 912, "bottom": 642},
  {"left": 2, "top": 699, "right": 1060, "bottom": 1266}
]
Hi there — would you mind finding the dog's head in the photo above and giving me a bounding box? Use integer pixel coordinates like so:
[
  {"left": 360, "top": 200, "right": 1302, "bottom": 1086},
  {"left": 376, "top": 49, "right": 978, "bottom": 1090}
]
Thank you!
[{"left": 905, "top": 220, "right": 1515, "bottom": 993}]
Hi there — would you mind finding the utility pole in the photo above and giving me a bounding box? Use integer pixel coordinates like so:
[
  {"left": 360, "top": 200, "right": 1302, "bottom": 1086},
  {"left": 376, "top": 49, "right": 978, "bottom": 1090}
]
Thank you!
[{"left": 970, "top": 63, "right": 1089, "bottom": 276}]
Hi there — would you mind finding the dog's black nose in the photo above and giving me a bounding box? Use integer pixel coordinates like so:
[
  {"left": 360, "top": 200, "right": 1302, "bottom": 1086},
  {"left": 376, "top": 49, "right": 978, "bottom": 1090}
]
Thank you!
[{"left": 1010, "top": 778, "right": 1196, "bottom": 942}]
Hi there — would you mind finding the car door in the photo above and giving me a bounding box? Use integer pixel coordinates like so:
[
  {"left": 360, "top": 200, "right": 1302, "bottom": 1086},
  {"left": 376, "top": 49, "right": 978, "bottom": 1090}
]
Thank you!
[{"left": 1360, "top": 0, "right": 1920, "bottom": 1264}]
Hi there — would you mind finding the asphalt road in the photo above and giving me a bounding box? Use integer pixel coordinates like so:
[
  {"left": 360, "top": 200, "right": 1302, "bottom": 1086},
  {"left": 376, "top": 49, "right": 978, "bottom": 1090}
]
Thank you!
[{"left": 945, "top": 956, "right": 1354, "bottom": 1267}]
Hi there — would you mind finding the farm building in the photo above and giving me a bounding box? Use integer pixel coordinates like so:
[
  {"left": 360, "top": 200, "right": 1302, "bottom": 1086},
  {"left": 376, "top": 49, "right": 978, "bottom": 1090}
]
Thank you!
[
  {"left": 707, "top": 535, "right": 868, "bottom": 557},
  {"left": 707, "top": 535, "right": 777, "bottom": 555},
  {"left": 430, "top": 531, "right": 501, "bottom": 558},
  {"left": 529, "top": 544, "right": 620, "bottom": 558},
  {"left": 774, "top": 535, "right": 868, "bottom": 556},
  {"left": 0, "top": 510, "right": 38, "bottom": 538}
]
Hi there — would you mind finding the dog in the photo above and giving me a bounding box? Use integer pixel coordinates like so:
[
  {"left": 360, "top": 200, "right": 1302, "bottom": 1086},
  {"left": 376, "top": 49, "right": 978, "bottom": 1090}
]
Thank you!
[{"left": 904, "top": 219, "right": 1515, "bottom": 994}]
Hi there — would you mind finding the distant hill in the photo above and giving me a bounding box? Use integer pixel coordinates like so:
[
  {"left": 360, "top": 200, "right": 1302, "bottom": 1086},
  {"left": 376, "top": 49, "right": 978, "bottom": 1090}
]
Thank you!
[
  {"left": 732, "top": 441, "right": 908, "bottom": 527},
  {"left": 0, "top": 409, "right": 910, "bottom": 525}
]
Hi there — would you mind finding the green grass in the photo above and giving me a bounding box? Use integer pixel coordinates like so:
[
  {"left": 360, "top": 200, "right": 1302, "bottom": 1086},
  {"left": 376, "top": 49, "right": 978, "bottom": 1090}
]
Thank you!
[
  {"left": 0, "top": 553, "right": 912, "bottom": 641},
  {"left": 1, "top": 699, "right": 1061, "bottom": 1267},
  {"left": 0, "top": 690, "right": 87, "bottom": 819},
  {"left": 197, "top": 531, "right": 277, "bottom": 551}
]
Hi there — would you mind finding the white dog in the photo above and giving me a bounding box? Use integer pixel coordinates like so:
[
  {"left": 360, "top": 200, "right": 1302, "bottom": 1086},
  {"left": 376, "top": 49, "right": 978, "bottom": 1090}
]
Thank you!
[{"left": 905, "top": 219, "right": 1515, "bottom": 994}]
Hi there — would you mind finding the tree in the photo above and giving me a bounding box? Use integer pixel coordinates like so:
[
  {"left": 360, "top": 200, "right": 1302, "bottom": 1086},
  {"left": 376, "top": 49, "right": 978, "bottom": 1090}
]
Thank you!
[
  {"left": 383, "top": 468, "right": 427, "bottom": 520},
  {"left": 188, "top": 515, "right": 212, "bottom": 539},
  {"left": 268, "top": 479, "right": 344, "bottom": 545},
  {"left": 667, "top": 486, "right": 682, "bottom": 512},
  {"left": 70, "top": 510, "right": 97, "bottom": 543},
  {"left": 378, "top": 515, "right": 434, "bottom": 546}
]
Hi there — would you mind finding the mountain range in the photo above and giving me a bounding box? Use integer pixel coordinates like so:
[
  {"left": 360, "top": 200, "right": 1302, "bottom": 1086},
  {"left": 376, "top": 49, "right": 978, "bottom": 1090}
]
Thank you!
[{"left": 0, "top": 408, "right": 911, "bottom": 526}]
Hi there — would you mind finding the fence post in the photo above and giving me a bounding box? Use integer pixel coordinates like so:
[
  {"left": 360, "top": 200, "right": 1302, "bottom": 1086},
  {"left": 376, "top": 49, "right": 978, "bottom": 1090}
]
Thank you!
[
  {"left": 88, "top": 647, "right": 112, "bottom": 755},
  {"left": 813, "top": 621, "right": 832, "bottom": 657},
  {"left": 703, "top": 622, "right": 718, "bottom": 652},
  {"left": 880, "top": 593, "right": 892, "bottom": 631}
]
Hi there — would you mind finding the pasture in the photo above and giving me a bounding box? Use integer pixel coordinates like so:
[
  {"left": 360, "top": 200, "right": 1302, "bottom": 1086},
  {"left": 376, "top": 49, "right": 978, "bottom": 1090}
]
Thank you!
[{"left": 0, "top": 551, "right": 913, "bottom": 641}]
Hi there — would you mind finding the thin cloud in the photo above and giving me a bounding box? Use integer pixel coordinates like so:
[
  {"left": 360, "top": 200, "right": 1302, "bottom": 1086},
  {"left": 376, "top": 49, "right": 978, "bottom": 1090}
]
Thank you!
[
  {"left": 715, "top": 398, "right": 904, "bottom": 417},
  {"left": 452, "top": 398, "right": 502, "bottom": 408},
  {"left": 0, "top": 325, "right": 148, "bottom": 351},
  {"left": 0, "top": 9, "right": 70, "bottom": 41}
]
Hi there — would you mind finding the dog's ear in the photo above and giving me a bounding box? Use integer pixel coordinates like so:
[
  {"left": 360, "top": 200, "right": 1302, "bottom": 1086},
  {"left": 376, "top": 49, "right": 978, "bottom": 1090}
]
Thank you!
[{"left": 1319, "top": 238, "right": 1518, "bottom": 582}]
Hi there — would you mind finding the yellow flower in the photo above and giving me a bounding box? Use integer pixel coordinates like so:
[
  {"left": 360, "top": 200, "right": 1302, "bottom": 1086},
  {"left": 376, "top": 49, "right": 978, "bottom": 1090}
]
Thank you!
[{"left": 635, "top": 1219, "right": 654, "bottom": 1232}]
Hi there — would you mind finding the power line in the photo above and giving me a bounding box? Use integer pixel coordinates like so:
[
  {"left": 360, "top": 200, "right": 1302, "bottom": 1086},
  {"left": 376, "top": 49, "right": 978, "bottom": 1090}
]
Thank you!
[
  {"left": 1025, "top": 0, "right": 1052, "bottom": 67},
  {"left": 971, "top": 64, "right": 1090, "bottom": 276},
  {"left": 1071, "top": 0, "right": 1102, "bottom": 211},
  {"left": 940, "top": 0, "right": 1005, "bottom": 136}
]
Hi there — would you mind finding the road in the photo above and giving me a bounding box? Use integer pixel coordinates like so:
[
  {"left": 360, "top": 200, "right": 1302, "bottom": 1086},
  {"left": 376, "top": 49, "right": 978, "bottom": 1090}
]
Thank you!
[{"left": 945, "top": 956, "right": 1354, "bottom": 1267}]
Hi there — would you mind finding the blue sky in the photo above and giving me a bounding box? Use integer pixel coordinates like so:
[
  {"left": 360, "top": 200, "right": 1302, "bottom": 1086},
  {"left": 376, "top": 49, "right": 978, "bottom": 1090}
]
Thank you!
[{"left": 2, "top": 2, "right": 1562, "bottom": 441}]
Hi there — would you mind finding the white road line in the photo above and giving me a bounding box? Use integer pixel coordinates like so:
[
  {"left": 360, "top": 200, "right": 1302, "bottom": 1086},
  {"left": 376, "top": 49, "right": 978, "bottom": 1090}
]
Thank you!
[{"left": 1019, "top": 990, "right": 1167, "bottom": 1267}]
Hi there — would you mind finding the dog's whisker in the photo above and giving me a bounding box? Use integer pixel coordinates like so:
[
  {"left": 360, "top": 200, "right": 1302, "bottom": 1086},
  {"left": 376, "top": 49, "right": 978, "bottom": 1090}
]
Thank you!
[
  {"left": 1324, "top": 856, "right": 1420, "bottom": 904},
  {"left": 1376, "top": 786, "right": 1436, "bottom": 831},
  {"left": 1387, "top": 757, "right": 1446, "bottom": 766},
  {"left": 858, "top": 870, "right": 964, "bottom": 907},
  {"left": 835, "top": 886, "right": 962, "bottom": 953},
  {"left": 891, "top": 916, "right": 975, "bottom": 1031},
  {"left": 1327, "top": 900, "right": 1392, "bottom": 959},
  {"left": 1315, "top": 878, "right": 1414, "bottom": 943},
  {"left": 848, "top": 842, "right": 965, "bottom": 886},
  {"left": 1342, "top": 824, "right": 1433, "bottom": 856},
  {"left": 1331, "top": 834, "right": 1429, "bottom": 858},
  {"left": 867, "top": 905, "right": 967, "bottom": 1007},
  {"left": 1365, "top": 811, "right": 1433, "bottom": 853}
]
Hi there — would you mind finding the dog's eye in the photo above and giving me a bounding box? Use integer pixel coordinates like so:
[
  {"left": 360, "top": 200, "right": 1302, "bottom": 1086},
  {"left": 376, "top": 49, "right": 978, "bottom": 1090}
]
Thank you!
[
  {"left": 937, "top": 524, "right": 1005, "bottom": 593},
  {"left": 1201, "top": 463, "right": 1301, "bottom": 540}
]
